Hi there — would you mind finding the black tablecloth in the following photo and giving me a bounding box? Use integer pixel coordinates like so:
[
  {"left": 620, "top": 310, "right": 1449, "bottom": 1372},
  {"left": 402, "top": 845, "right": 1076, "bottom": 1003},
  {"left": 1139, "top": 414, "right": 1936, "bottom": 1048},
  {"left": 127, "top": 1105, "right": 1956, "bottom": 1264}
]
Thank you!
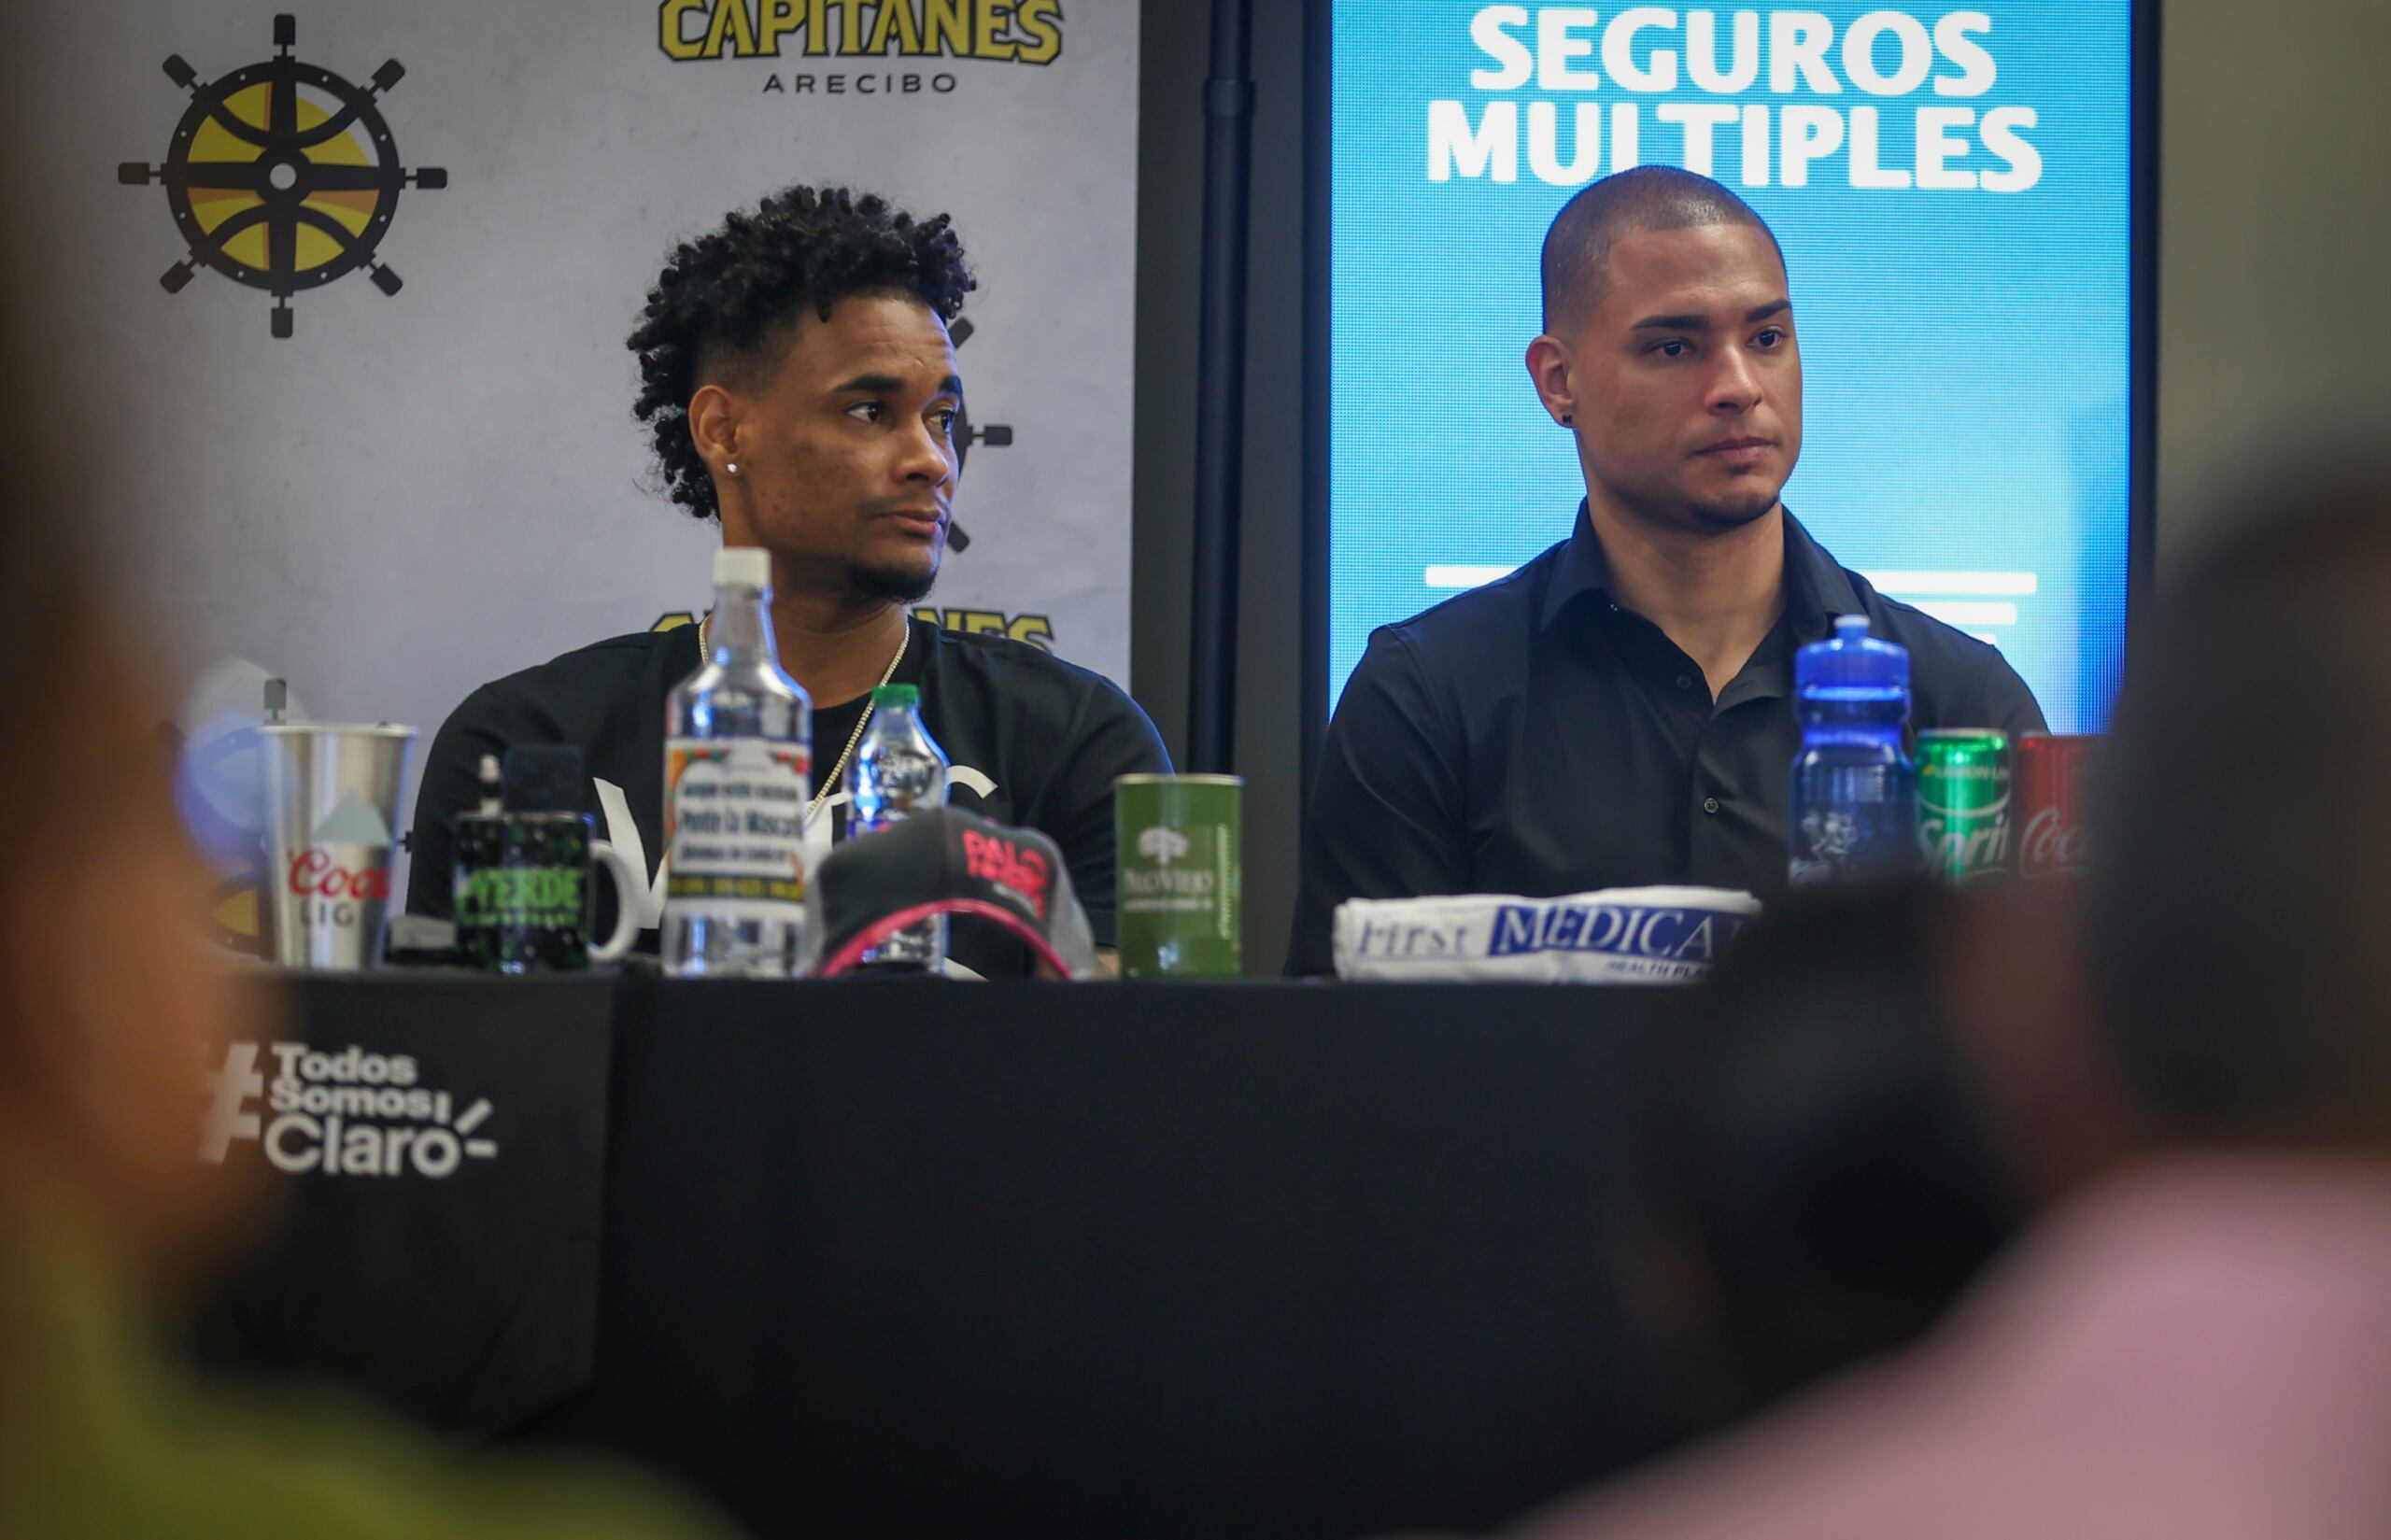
[{"left": 199, "top": 973, "right": 1705, "bottom": 1539}]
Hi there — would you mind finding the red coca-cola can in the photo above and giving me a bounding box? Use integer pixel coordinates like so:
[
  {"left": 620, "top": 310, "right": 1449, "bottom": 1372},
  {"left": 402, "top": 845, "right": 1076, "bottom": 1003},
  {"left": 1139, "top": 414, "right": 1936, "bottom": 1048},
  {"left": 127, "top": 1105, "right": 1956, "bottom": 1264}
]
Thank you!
[{"left": 2016, "top": 732, "right": 2096, "bottom": 880}]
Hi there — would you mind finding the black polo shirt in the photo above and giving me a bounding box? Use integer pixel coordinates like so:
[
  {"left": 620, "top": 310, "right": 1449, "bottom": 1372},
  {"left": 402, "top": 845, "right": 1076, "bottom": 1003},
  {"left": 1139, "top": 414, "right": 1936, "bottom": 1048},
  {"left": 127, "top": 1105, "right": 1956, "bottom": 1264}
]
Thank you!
[{"left": 1285, "top": 506, "right": 2046, "bottom": 976}]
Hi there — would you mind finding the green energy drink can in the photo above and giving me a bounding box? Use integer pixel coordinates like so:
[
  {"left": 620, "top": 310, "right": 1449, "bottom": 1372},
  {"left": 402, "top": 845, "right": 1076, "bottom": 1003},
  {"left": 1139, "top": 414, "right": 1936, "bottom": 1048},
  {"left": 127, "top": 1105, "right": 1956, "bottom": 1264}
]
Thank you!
[
  {"left": 1917, "top": 729, "right": 2012, "bottom": 883},
  {"left": 1114, "top": 774, "right": 1242, "bottom": 978}
]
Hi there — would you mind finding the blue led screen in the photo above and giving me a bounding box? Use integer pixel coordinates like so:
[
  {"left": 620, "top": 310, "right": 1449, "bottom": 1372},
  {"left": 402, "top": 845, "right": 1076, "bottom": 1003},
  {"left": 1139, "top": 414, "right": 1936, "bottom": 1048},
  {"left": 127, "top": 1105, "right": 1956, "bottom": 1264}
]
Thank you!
[{"left": 1327, "top": 3, "right": 2136, "bottom": 733}]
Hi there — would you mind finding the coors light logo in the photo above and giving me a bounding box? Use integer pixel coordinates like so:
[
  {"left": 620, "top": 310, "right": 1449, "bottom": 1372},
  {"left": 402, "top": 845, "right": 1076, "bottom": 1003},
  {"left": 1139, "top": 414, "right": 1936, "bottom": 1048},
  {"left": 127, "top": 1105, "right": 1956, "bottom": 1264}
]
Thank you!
[{"left": 288, "top": 790, "right": 395, "bottom": 927}]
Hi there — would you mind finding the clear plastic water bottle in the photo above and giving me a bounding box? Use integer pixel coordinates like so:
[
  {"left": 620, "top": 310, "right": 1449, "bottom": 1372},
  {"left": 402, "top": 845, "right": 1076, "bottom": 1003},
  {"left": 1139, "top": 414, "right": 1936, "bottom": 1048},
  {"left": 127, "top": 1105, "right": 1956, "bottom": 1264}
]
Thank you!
[
  {"left": 846, "top": 683, "right": 948, "bottom": 970},
  {"left": 661, "top": 547, "right": 812, "bottom": 976},
  {"left": 1789, "top": 614, "right": 1919, "bottom": 886}
]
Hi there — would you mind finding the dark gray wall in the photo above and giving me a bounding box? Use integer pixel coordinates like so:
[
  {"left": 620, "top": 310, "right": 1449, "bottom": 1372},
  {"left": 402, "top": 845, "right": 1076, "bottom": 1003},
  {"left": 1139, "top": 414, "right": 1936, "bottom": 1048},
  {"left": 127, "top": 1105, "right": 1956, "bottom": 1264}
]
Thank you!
[
  {"left": 2155, "top": 0, "right": 2391, "bottom": 563},
  {"left": 1135, "top": 0, "right": 1307, "bottom": 975}
]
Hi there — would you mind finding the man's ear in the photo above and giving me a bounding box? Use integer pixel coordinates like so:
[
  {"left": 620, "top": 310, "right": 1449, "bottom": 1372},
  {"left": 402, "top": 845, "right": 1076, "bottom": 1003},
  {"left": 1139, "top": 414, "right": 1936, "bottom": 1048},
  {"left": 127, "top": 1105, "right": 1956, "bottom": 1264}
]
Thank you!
[
  {"left": 687, "top": 383, "right": 742, "bottom": 476},
  {"left": 1525, "top": 334, "right": 1578, "bottom": 429}
]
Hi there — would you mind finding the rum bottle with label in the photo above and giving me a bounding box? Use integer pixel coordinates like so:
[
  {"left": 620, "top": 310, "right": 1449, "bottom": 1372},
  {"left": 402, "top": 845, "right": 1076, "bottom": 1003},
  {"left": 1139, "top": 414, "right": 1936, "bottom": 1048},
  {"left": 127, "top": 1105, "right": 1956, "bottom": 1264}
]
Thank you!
[{"left": 661, "top": 547, "right": 813, "bottom": 976}]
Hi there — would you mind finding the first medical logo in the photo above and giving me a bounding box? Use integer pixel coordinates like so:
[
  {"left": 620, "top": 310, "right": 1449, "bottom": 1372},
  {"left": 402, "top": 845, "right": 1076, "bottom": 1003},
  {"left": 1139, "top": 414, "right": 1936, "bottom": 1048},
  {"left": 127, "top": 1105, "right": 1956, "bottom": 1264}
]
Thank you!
[{"left": 202, "top": 1041, "right": 498, "bottom": 1180}]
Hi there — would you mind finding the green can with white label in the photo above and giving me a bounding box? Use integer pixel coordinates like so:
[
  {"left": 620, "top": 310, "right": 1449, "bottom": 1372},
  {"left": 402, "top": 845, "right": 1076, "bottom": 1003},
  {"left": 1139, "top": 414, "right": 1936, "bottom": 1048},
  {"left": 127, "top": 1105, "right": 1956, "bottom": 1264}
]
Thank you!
[{"left": 1114, "top": 773, "right": 1242, "bottom": 978}]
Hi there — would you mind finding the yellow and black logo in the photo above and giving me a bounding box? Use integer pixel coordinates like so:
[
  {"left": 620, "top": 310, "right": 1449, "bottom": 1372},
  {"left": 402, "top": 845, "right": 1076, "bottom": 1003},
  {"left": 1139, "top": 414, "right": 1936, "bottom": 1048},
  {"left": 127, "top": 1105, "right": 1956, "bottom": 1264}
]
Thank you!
[
  {"left": 913, "top": 607, "right": 1054, "bottom": 650},
  {"left": 659, "top": 604, "right": 1061, "bottom": 645},
  {"left": 943, "top": 315, "right": 1012, "bottom": 553},
  {"left": 659, "top": 0, "right": 1065, "bottom": 63},
  {"left": 653, "top": 607, "right": 1056, "bottom": 651},
  {"left": 119, "top": 14, "right": 447, "bottom": 338}
]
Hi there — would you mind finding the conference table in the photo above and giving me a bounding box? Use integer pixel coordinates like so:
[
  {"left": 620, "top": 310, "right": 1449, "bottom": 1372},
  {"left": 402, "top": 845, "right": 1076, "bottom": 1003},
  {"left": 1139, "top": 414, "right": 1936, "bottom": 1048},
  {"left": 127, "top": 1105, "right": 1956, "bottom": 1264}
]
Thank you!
[{"left": 196, "top": 970, "right": 1716, "bottom": 1540}]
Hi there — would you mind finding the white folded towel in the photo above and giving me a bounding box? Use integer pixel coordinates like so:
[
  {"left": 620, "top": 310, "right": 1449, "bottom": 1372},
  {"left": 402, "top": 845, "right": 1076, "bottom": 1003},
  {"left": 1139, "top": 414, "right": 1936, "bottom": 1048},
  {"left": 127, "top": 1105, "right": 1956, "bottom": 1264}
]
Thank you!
[{"left": 1332, "top": 885, "right": 1761, "bottom": 983}]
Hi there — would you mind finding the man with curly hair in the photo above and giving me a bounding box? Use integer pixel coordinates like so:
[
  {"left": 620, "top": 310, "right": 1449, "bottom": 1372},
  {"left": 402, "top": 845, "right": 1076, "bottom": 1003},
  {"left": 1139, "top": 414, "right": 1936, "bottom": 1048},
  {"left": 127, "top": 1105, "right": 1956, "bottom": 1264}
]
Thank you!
[{"left": 406, "top": 186, "right": 1168, "bottom": 978}]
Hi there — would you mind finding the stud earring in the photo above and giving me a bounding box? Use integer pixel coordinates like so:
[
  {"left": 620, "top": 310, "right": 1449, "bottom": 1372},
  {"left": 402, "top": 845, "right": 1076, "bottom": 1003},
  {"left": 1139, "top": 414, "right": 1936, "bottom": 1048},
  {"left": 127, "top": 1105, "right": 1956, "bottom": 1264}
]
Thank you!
[
  {"left": 725, "top": 462, "right": 739, "bottom": 475},
  {"left": 1561, "top": 414, "right": 1574, "bottom": 427}
]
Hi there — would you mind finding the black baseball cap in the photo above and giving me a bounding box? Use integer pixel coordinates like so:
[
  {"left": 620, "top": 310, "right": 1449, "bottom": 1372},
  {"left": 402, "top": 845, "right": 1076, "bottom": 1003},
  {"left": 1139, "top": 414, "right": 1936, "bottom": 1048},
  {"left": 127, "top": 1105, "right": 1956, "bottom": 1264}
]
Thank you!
[{"left": 801, "top": 807, "right": 1099, "bottom": 980}]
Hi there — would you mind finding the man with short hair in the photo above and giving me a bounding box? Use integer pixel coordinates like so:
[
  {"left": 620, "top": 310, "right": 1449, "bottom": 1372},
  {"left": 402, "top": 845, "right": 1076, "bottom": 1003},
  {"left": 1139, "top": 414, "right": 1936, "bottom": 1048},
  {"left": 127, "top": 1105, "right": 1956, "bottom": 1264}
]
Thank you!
[
  {"left": 1286, "top": 166, "right": 2044, "bottom": 975},
  {"left": 407, "top": 187, "right": 1167, "bottom": 977}
]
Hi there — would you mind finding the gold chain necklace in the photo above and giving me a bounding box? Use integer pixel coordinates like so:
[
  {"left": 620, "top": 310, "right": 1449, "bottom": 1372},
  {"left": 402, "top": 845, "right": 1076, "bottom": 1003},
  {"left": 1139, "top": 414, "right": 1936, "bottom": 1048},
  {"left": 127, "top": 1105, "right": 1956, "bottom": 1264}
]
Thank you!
[{"left": 697, "top": 609, "right": 910, "bottom": 831}]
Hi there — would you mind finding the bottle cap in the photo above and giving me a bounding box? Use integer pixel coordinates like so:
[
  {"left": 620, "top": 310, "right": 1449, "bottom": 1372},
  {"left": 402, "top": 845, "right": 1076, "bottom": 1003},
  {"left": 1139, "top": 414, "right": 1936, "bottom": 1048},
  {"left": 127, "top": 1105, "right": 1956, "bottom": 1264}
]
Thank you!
[
  {"left": 871, "top": 683, "right": 920, "bottom": 709},
  {"left": 1794, "top": 613, "right": 1910, "bottom": 692},
  {"left": 713, "top": 546, "right": 771, "bottom": 589}
]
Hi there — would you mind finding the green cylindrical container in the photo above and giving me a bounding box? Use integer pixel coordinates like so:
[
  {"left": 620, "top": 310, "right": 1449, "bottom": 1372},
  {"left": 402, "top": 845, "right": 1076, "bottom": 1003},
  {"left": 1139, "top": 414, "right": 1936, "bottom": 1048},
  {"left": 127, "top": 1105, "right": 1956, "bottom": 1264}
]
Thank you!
[
  {"left": 1917, "top": 728, "right": 2012, "bottom": 883},
  {"left": 1114, "top": 773, "right": 1242, "bottom": 978}
]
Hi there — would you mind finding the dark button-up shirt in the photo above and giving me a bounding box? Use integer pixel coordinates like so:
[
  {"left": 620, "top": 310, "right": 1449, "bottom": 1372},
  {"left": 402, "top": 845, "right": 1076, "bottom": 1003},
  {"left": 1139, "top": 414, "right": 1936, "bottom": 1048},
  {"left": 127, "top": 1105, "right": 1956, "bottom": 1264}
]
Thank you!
[{"left": 1285, "top": 506, "right": 2046, "bottom": 975}]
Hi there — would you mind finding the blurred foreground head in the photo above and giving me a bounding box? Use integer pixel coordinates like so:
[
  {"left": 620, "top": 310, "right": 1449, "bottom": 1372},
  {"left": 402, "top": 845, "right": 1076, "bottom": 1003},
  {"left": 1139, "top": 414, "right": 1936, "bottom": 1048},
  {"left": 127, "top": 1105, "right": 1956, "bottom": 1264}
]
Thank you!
[
  {"left": 0, "top": 250, "right": 256, "bottom": 1284},
  {"left": 2091, "top": 469, "right": 2391, "bottom": 1149},
  {"left": 1637, "top": 883, "right": 2027, "bottom": 1405},
  {"left": 1639, "top": 871, "right": 2128, "bottom": 1412}
]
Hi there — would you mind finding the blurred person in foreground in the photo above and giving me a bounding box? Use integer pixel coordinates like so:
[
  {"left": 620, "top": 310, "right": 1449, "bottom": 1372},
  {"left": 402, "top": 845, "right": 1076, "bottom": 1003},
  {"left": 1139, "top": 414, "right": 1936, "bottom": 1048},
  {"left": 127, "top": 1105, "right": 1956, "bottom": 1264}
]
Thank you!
[
  {"left": 1619, "top": 883, "right": 2033, "bottom": 1425},
  {"left": 0, "top": 327, "right": 738, "bottom": 1540},
  {"left": 1513, "top": 472, "right": 2391, "bottom": 1539}
]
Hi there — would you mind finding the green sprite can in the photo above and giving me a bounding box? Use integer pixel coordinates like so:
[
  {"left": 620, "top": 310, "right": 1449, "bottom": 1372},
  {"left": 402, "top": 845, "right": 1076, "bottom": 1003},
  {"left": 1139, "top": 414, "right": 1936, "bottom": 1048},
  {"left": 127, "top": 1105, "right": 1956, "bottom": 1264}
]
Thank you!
[
  {"left": 1917, "top": 728, "right": 2012, "bottom": 883},
  {"left": 1114, "top": 773, "right": 1242, "bottom": 978}
]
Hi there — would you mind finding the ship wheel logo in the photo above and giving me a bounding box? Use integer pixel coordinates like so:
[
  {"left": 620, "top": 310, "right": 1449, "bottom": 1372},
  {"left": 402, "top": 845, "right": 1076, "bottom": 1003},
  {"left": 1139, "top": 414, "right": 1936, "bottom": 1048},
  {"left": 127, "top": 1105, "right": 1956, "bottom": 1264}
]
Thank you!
[
  {"left": 118, "top": 14, "right": 446, "bottom": 338},
  {"left": 938, "top": 316, "right": 1012, "bottom": 555}
]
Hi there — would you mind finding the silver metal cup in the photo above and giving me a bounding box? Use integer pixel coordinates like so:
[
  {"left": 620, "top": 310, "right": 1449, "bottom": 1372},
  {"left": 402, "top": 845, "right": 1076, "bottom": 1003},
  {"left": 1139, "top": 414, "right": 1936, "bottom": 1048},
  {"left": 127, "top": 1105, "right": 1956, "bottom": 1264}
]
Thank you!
[{"left": 259, "top": 723, "right": 417, "bottom": 969}]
